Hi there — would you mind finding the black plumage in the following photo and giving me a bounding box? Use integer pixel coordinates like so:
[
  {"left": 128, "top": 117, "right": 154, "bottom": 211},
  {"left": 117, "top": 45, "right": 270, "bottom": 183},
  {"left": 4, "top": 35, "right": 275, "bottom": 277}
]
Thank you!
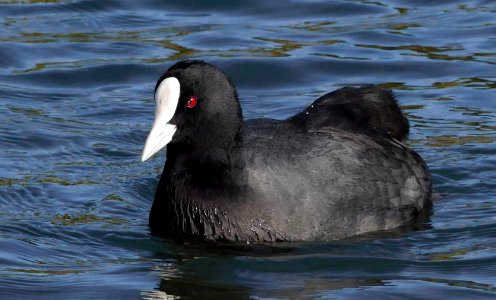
[{"left": 146, "top": 60, "right": 432, "bottom": 243}]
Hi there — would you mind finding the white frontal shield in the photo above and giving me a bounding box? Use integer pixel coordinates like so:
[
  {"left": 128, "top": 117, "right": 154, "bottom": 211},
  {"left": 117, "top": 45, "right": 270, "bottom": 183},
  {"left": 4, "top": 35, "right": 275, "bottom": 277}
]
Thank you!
[{"left": 141, "top": 77, "right": 180, "bottom": 161}]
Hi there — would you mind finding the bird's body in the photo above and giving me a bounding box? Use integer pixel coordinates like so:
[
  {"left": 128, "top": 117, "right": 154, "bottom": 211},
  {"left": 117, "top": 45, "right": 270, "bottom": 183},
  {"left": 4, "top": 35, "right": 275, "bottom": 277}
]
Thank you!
[{"left": 143, "top": 60, "right": 431, "bottom": 244}]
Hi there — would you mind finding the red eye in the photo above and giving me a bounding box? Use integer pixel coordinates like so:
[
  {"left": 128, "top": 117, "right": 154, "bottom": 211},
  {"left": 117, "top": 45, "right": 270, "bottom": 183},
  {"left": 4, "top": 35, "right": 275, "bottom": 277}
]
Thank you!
[{"left": 186, "top": 96, "right": 197, "bottom": 108}]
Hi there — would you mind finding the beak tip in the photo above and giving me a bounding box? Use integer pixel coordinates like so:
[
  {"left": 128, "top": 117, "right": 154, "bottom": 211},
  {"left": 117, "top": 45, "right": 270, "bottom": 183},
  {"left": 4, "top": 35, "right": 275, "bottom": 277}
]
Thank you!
[
  {"left": 141, "top": 152, "right": 150, "bottom": 162},
  {"left": 141, "top": 124, "right": 177, "bottom": 163}
]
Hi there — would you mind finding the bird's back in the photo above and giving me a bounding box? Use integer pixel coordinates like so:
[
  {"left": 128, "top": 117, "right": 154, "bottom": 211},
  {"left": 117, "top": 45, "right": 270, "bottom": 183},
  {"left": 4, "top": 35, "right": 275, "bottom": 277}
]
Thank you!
[
  {"left": 289, "top": 86, "right": 409, "bottom": 141},
  {"left": 242, "top": 86, "right": 431, "bottom": 240}
]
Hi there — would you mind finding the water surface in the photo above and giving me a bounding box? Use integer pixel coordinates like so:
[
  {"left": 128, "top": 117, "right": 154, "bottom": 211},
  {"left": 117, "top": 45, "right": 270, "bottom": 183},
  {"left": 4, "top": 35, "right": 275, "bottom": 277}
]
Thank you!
[{"left": 1, "top": 0, "right": 495, "bottom": 299}]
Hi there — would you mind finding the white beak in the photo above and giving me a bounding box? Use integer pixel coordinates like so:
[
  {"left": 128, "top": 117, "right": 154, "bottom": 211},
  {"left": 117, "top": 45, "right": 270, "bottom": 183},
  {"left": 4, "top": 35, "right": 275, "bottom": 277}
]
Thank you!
[{"left": 141, "top": 77, "right": 180, "bottom": 162}]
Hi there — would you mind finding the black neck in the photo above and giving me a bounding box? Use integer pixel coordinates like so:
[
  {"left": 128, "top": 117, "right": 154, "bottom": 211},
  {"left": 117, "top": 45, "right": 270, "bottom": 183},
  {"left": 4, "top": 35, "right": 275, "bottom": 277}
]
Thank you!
[{"left": 165, "top": 131, "right": 245, "bottom": 193}]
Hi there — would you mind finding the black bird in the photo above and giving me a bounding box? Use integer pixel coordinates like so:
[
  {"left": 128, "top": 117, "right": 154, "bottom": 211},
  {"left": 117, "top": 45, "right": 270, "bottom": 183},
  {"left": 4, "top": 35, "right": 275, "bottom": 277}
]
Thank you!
[{"left": 142, "top": 60, "right": 431, "bottom": 243}]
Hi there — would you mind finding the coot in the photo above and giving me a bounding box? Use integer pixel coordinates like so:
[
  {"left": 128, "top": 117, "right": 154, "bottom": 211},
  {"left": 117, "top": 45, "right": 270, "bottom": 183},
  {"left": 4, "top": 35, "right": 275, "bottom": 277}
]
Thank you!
[{"left": 142, "top": 60, "right": 431, "bottom": 243}]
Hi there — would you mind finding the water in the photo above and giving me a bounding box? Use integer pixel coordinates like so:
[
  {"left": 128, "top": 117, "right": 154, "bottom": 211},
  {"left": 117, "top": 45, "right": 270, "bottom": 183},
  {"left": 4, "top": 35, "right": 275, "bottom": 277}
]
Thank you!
[{"left": 1, "top": 0, "right": 495, "bottom": 299}]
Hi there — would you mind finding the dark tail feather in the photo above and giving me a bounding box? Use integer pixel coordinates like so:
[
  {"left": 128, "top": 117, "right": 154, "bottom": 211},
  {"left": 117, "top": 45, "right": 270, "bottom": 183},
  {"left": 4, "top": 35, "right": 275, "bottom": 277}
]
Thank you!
[{"left": 289, "top": 86, "right": 410, "bottom": 141}]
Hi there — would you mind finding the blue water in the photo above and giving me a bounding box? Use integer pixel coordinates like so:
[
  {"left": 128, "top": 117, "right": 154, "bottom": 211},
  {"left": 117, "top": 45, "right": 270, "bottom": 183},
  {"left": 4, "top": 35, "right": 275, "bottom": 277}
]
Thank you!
[{"left": 1, "top": 1, "right": 495, "bottom": 299}]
